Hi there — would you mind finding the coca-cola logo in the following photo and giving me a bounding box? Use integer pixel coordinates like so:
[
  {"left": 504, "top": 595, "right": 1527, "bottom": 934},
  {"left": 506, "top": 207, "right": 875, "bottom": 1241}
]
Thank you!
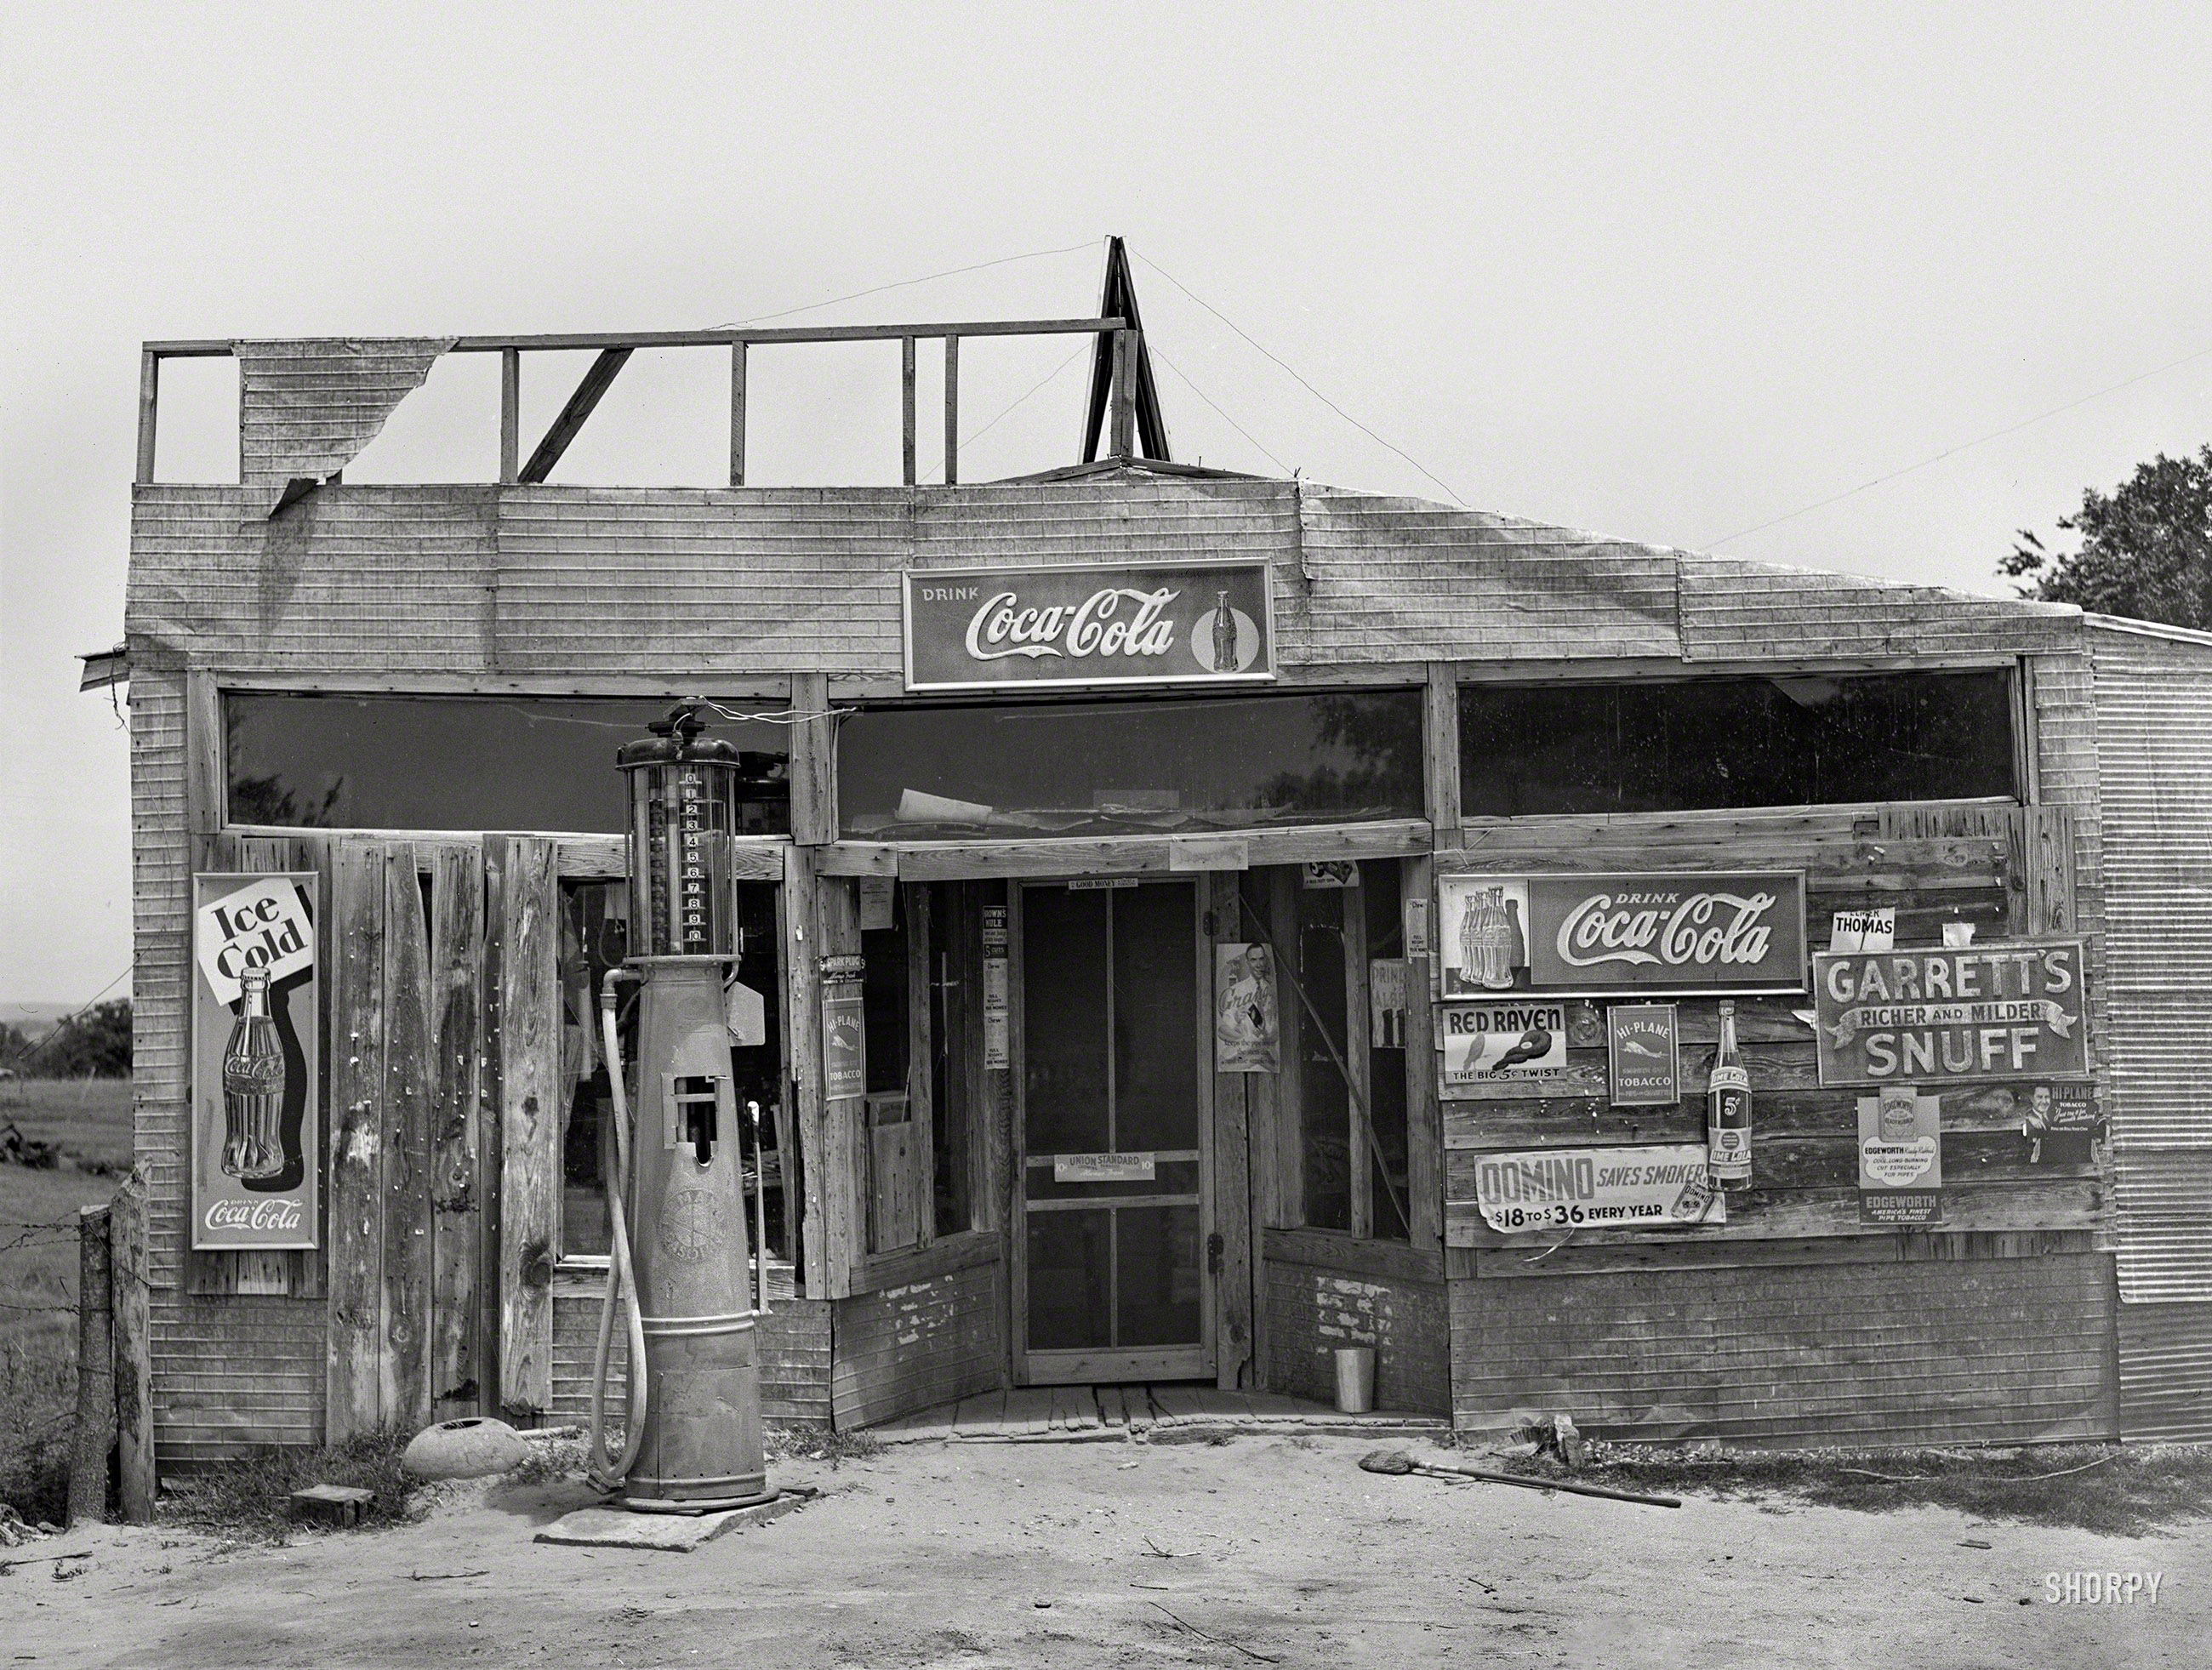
[
  {"left": 1556, "top": 892, "right": 1777, "bottom": 971},
  {"left": 204, "top": 1197, "right": 304, "bottom": 1234},
  {"left": 963, "top": 587, "right": 1180, "bottom": 664}
]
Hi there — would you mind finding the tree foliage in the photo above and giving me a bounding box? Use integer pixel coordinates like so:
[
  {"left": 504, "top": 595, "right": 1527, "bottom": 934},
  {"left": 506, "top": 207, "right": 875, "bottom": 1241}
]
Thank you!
[
  {"left": 2003, "top": 445, "right": 2212, "bottom": 630},
  {"left": 23, "top": 1000, "right": 134, "bottom": 1079}
]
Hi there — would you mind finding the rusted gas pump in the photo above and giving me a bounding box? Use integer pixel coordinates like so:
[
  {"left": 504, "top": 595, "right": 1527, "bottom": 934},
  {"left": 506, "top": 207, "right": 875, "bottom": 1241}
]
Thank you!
[{"left": 588, "top": 699, "right": 782, "bottom": 1512}]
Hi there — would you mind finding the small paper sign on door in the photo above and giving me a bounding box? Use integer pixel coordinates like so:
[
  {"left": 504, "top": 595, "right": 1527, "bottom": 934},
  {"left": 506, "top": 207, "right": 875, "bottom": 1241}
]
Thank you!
[{"left": 1053, "top": 1153, "right": 1155, "bottom": 1184}]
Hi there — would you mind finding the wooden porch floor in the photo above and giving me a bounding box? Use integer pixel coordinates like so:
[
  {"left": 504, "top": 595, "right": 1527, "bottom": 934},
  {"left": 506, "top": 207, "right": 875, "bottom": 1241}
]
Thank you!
[{"left": 869, "top": 1384, "right": 1447, "bottom": 1445}]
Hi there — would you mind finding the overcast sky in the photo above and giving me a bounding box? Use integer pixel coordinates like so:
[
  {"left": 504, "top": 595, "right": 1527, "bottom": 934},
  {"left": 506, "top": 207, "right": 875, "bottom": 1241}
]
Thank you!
[{"left": 6, "top": 3, "right": 2212, "bottom": 1006}]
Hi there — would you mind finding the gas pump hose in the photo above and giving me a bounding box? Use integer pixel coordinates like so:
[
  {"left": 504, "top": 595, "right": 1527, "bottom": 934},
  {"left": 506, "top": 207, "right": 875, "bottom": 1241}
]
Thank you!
[{"left": 586, "top": 970, "right": 650, "bottom": 1494}]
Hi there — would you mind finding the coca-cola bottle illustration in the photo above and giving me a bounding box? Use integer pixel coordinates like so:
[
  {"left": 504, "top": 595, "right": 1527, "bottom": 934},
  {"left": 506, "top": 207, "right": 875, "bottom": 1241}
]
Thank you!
[
  {"left": 1211, "top": 590, "right": 1239, "bottom": 671},
  {"left": 221, "top": 966, "right": 286, "bottom": 1181},
  {"left": 1476, "top": 888, "right": 1515, "bottom": 989}
]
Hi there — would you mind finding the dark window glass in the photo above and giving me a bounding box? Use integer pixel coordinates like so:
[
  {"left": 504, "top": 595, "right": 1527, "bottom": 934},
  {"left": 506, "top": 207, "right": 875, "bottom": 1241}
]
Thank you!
[
  {"left": 1457, "top": 672, "right": 2015, "bottom": 818},
  {"left": 1362, "top": 858, "right": 1410, "bottom": 1242},
  {"left": 1297, "top": 882, "right": 1351, "bottom": 1234},
  {"left": 225, "top": 693, "right": 789, "bottom": 833},
  {"left": 838, "top": 689, "right": 1422, "bottom": 839}
]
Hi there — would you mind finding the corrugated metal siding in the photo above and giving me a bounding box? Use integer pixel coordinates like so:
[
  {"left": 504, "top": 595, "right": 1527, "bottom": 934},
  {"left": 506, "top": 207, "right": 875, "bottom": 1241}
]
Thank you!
[
  {"left": 2092, "top": 629, "right": 2212, "bottom": 1317},
  {"left": 235, "top": 337, "right": 450, "bottom": 496},
  {"left": 1450, "top": 1251, "right": 2117, "bottom": 1445}
]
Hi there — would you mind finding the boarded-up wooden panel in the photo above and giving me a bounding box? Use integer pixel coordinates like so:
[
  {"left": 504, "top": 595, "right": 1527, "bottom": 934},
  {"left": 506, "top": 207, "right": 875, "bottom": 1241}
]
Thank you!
[
  {"left": 325, "top": 838, "right": 386, "bottom": 1441},
  {"left": 869, "top": 1125, "right": 923, "bottom": 1253},
  {"left": 493, "top": 835, "right": 561, "bottom": 1418},
  {"left": 430, "top": 843, "right": 485, "bottom": 1415},
  {"left": 1450, "top": 1246, "right": 2118, "bottom": 1444},
  {"left": 379, "top": 846, "right": 433, "bottom": 1433},
  {"left": 830, "top": 1255, "right": 1004, "bottom": 1430}
]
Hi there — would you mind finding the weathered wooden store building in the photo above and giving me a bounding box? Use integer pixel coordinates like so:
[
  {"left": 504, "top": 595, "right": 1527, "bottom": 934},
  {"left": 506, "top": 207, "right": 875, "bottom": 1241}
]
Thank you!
[{"left": 109, "top": 292, "right": 2212, "bottom": 1487}]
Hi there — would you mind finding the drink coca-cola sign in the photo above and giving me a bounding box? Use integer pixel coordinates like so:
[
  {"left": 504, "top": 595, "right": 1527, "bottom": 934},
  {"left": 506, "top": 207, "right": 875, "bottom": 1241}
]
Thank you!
[
  {"left": 192, "top": 873, "right": 320, "bottom": 1251},
  {"left": 1438, "top": 871, "right": 1806, "bottom": 997},
  {"left": 903, "top": 561, "right": 1274, "bottom": 691}
]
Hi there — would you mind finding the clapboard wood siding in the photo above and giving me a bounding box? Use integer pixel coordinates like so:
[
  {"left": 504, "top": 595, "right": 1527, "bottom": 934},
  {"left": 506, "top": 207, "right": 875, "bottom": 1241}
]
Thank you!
[
  {"left": 830, "top": 1257, "right": 1005, "bottom": 1430},
  {"left": 1451, "top": 1247, "right": 2117, "bottom": 1444},
  {"left": 550, "top": 1291, "right": 833, "bottom": 1428},
  {"left": 234, "top": 337, "right": 449, "bottom": 496},
  {"left": 1261, "top": 1229, "right": 1450, "bottom": 1415},
  {"left": 127, "top": 479, "right": 2084, "bottom": 680}
]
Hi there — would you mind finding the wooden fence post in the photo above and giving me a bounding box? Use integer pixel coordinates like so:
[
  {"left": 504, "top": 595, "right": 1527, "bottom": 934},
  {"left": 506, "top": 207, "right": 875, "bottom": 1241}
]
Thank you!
[
  {"left": 67, "top": 1205, "right": 115, "bottom": 1525},
  {"left": 110, "top": 1174, "right": 155, "bottom": 1522}
]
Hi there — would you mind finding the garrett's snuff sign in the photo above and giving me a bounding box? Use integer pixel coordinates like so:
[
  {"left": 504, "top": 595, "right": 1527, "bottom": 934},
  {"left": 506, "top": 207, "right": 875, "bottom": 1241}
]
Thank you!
[
  {"left": 1814, "top": 940, "right": 2087, "bottom": 1086},
  {"left": 904, "top": 561, "right": 1274, "bottom": 691}
]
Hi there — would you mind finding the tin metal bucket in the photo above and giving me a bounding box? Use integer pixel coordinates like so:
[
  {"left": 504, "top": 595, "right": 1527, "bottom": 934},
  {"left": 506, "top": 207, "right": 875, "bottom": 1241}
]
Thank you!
[{"left": 1334, "top": 1345, "right": 1376, "bottom": 1414}]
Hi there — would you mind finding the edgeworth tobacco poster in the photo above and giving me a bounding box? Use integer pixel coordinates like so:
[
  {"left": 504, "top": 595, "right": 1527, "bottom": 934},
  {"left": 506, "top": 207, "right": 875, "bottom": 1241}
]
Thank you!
[{"left": 191, "top": 873, "right": 320, "bottom": 1251}]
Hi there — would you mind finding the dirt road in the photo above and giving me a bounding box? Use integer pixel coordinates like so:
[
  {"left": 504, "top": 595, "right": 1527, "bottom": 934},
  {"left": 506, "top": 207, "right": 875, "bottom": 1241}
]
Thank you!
[{"left": 9, "top": 1433, "right": 2203, "bottom": 1668}]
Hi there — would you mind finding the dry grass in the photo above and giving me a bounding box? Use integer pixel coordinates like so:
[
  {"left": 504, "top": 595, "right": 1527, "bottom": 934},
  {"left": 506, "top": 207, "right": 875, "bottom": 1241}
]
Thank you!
[
  {"left": 161, "top": 1429, "right": 422, "bottom": 1542},
  {"left": 767, "top": 1422, "right": 883, "bottom": 1468},
  {"left": 1490, "top": 1440, "right": 2212, "bottom": 1536}
]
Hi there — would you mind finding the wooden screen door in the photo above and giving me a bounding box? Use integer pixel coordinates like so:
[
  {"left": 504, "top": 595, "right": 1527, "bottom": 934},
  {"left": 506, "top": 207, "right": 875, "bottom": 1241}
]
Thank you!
[{"left": 1014, "top": 879, "right": 1212, "bottom": 1384}]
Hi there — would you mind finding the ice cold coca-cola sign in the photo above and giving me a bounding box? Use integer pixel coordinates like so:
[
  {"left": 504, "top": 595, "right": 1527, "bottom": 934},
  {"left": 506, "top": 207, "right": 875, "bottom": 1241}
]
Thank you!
[
  {"left": 904, "top": 561, "right": 1274, "bottom": 690},
  {"left": 1438, "top": 871, "right": 1807, "bottom": 997},
  {"left": 191, "top": 872, "right": 320, "bottom": 1251}
]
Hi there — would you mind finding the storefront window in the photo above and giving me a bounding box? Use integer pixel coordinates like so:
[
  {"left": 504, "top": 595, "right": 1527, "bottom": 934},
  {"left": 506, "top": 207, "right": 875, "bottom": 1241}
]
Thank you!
[
  {"left": 1457, "top": 671, "right": 2015, "bottom": 818},
  {"left": 837, "top": 689, "right": 1422, "bottom": 839},
  {"left": 225, "top": 693, "right": 790, "bottom": 832}
]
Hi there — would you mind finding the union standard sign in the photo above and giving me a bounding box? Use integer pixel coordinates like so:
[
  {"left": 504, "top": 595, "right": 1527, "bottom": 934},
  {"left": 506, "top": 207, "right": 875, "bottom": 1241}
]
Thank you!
[{"left": 903, "top": 561, "right": 1274, "bottom": 691}]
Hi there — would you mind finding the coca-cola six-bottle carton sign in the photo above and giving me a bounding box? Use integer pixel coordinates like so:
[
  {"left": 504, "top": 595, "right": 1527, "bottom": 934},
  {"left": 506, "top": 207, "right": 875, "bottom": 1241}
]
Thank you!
[
  {"left": 903, "top": 561, "right": 1274, "bottom": 690},
  {"left": 191, "top": 873, "right": 319, "bottom": 1251},
  {"left": 1438, "top": 872, "right": 1808, "bottom": 997}
]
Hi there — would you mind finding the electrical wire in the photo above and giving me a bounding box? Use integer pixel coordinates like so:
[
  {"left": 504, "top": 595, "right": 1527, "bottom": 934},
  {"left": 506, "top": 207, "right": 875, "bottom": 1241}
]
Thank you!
[
  {"left": 938, "top": 342, "right": 1092, "bottom": 479},
  {"left": 712, "top": 239, "right": 1103, "bottom": 330},
  {"left": 1701, "top": 340, "right": 2212, "bottom": 550},
  {"left": 1132, "top": 251, "right": 1468, "bottom": 506},
  {"left": 1147, "top": 344, "right": 1294, "bottom": 476}
]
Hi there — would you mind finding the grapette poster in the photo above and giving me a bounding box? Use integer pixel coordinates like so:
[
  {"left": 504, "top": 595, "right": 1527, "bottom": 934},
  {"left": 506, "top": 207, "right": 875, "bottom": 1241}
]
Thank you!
[
  {"left": 1215, "top": 943, "right": 1280, "bottom": 1073},
  {"left": 1438, "top": 872, "right": 1806, "bottom": 997},
  {"left": 191, "top": 873, "right": 320, "bottom": 1251}
]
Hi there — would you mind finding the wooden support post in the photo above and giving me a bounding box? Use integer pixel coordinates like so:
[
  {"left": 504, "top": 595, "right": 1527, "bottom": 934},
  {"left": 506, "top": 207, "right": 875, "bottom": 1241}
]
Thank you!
[
  {"left": 430, "top": 844, "right": 486, "bottom": 1416},
  {"left": 943, "top": 336, "right": 960, "bottom": 485},
  {"left": 1208, "top": 875, "right": 1254, "bottom": 1391},
  {"left": 906, "top": 884, "right": 935, "bottom": 1249},
  {"left": 327, "top": 838, "right": 388, "bottom": 1441},
  {"left": 1424, "top": 663, "right": 1462, "bottom": 847},
  {"left": 1343, "top": 884, "right": 1373, "bottom": 1240},
  {"left": 499, "top": 349, "right": 521, "bottom": 485},
  {"left": 1109, "top": 328, "right": 1137, "bottom": 458},
  {"left": 816, "top": 875, "right": 864, "bottom": 1298},
  {"left": 1268, "top": 867, "right": 1304, "bottom": 1225},
  {"left": 787, "top": 672, "right": 838, "bottom": 846},
  {"left": 68, "top": 1205, "right": 114, "bottom": 1526},
  {"left": 1401, "top": 857, "right": 1442, "bottom": 1251},
  {"left": 135, "top": 350, "right": 159, "bottom": 485},
  {"left": 380, "top": 846, "right": 433, "bottom": 1433},
  {"left": 109, "top": 1175, "right": 154, "bottom": 1523},
  {"left": 493, "top": 835, "right": 561, "bottom": 1420},
  {"left": 901, "top": 335, "right": 918, "bottom": 487},
  {"left": 729, "top": 341, "right": 747, "bottom": 487},
  {"left": 783, "top": 846, "right": 825, "bottom": 1296}
]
